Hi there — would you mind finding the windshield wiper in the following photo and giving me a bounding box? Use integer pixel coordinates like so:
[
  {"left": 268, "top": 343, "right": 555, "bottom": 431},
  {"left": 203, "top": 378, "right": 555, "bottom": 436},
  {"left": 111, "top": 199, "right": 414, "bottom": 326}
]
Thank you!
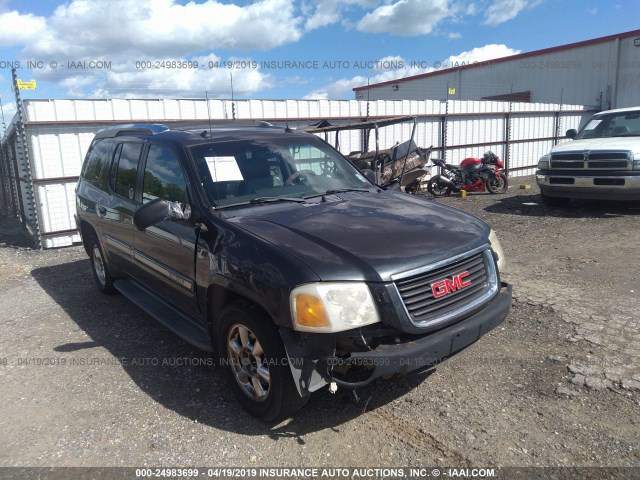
[
  {"left": 249, "top": 196, "right": 307, "bottom": 204},
  {"left": 213, "top": 196, "right": 306, "bottom": 210},
  {"left": 325, "top": 188, "right": 372, "bottom": 194},
  {"left": 304, "top": 187, "right": 371, "bottom": 199}
]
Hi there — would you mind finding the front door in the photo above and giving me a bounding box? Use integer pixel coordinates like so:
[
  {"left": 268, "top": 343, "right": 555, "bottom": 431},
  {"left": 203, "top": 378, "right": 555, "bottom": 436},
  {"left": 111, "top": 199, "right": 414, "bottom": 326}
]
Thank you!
[{"left": 132, "top": 143, "right": 200, "bottom": 318}]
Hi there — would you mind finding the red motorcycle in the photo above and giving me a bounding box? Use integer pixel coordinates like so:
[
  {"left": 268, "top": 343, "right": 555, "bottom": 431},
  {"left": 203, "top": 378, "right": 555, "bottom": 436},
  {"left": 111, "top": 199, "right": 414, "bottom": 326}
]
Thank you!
[{"left": 427, "top": 151, "right": 508, "bottom": 197}]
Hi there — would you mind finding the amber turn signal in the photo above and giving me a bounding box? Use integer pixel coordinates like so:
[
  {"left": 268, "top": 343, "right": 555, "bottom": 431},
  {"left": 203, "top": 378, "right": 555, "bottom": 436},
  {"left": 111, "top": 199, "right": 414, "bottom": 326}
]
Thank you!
[{"left": 294, "top": 293, "right": 330, "bottom": 328}]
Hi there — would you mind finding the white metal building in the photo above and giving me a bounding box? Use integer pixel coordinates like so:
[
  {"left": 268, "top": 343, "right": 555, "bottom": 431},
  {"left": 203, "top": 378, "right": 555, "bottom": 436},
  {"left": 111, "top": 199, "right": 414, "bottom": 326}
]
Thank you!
[{"left": 354, "top": 30, "right": 640, "bottom": 109}]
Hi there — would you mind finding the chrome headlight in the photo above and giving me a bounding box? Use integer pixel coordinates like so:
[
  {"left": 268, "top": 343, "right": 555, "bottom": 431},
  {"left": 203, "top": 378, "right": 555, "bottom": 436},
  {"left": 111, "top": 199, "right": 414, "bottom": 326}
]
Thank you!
[
  {"left": 488, "top": 229, "right": 506, "bottom": 272},
  {"left": 633, "top": 154, "right": 640, "bottom": 170},
  {"left": 290, "top": 282, "right": 380, "bottom": 333},
  {"left": 537, "top": 154, "right": 550, "bottom": 170}
]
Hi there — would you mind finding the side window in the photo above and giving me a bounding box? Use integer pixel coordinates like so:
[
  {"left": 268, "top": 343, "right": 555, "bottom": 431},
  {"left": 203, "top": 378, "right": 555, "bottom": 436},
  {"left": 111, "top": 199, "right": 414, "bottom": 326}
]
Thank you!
[
  {"left": 81, "top": 138, "right": 110, "bottom": 184},
  {"left": 142, "top": 145, "right": 187, "bottom": 204},
  {"left": 113, "top": 142, "right": 143, "bottom": 200}
]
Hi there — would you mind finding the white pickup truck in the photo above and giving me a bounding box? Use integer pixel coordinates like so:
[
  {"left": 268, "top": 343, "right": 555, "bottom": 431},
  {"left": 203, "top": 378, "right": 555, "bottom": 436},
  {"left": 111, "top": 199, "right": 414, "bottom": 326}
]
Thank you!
[{"left": 536, "top": 107, "right": 640, "bottom": 205}]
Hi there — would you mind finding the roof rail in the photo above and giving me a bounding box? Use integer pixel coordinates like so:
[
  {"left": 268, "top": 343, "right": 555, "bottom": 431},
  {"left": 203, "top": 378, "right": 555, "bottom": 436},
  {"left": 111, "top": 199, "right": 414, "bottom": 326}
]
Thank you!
[
  {"left": 174, "top": 120, "right": 275, "bottom": 132},
  {"left": 95, "top": 123, "right": 169, "bottom": 138}
]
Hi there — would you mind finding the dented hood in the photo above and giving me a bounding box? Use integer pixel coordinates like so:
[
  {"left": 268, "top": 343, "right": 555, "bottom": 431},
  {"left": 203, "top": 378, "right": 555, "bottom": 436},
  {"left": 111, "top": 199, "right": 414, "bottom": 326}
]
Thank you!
[{"left": 227, "top": 191, "right": 490, "bottom": 282}]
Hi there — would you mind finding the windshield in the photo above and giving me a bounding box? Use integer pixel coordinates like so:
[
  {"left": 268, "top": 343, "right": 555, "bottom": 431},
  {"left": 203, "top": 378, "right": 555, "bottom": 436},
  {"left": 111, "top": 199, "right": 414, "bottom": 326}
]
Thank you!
[
  {"left": 575, "top": 111, "right": 640, "bottom": 139},
  {"left": 189, "top": 134, "right": 373, "bottom": 207}
]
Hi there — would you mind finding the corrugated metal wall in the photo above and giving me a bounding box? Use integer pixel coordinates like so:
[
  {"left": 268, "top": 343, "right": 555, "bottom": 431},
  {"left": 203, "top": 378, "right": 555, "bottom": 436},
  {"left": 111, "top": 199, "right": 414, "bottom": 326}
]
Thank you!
[
  {"left": 356, "top": 33, "right": 640, "bottom": 109},
  {"left": 2, "top": 98, "right": 593, "bottom": 248}
]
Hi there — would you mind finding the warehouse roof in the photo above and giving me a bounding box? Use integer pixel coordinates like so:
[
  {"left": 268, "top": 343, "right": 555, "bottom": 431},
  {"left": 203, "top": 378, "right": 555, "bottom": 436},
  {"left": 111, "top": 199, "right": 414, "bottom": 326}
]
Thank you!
[{"left": 353, "top": 29, "right": 640, "bottom": 92}]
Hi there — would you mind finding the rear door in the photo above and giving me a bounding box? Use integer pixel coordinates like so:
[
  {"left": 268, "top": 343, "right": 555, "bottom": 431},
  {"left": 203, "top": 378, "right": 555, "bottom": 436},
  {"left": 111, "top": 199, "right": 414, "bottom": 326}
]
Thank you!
[
  {"left": 99, "top": 141, "right": 145, "bottom": 274},
  {"left": 132, "top": 142, "right": 200, "bottom": 317}
]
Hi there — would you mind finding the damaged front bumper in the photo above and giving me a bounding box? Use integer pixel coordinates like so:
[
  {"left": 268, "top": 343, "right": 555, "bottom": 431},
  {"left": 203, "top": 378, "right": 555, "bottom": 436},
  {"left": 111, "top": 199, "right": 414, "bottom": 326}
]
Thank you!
[{"left": 281, "top": 282, "right": 512, "bottom": 396}]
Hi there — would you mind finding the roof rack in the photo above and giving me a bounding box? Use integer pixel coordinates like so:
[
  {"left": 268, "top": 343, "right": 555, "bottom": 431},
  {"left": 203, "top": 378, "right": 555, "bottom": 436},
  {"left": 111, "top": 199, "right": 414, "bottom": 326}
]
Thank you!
[
  {"left": 95, "top": 123, "right": 170, "bottom": 138},
  {"left": 174, "top": 120, "right": 275, "bottom": 132}
]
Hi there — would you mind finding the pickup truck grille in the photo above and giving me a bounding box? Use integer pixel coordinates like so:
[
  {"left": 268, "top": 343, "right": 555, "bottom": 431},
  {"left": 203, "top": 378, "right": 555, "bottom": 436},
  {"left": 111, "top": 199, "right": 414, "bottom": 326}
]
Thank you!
[
  {"left": 550, "top": 151, "right": 631, "bottom": 170},
  {"left": 394, "top": 250, "right": 491, "bottom": 324}
]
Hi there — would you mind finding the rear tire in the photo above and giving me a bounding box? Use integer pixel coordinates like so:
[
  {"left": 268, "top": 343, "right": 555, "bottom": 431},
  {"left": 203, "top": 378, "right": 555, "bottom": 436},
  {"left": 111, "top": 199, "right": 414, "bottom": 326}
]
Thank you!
[
  {"left": 217, "top": 301, "right": 308, "bottom": 422},
  {"left": 427, "top": 176, "right": 453, "bottom": 197},
  {"left": 486, "top": 172, "right": 508, "bottom": 194},
  {"left": 88, "top": 237, "right": 116, "bottom": 294},
  {"left": 541, "top": 192, "right": 571, "bottom": 207}
]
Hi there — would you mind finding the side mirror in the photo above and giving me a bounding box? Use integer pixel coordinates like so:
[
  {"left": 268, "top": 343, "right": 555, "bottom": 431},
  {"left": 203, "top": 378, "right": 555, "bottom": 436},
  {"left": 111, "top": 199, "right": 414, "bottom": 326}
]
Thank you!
[
  {"left": 133, "top": 198, "right": 191, "bottom": 231},
  {"left": 566, "top": 129, "right": 577, "bottom": 139},
  {"left": 361, "top": 168, "right": 377, "bottom": 184}
]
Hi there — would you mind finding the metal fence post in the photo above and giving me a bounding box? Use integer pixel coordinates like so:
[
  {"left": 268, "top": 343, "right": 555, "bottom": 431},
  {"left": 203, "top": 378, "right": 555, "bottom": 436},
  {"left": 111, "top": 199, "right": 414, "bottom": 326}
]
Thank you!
[
  {"left": 12, "top": 68, "right": 42, "bottom": 249},
  {"left": 504, "top": 101, "right": 512, "bottom": 175}
]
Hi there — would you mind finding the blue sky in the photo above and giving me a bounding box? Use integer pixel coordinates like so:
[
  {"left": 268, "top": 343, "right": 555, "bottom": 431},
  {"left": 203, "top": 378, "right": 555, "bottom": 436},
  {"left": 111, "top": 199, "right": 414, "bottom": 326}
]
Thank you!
[{"left": 0, "top": 0, "right": 637, "bottom": 120}]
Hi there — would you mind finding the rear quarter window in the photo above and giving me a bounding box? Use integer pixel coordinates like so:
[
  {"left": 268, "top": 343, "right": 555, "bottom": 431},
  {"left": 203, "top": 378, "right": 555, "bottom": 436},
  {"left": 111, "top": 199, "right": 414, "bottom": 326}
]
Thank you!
[{"left": 80, "top": 138, "right": 111, "bottom": 185}]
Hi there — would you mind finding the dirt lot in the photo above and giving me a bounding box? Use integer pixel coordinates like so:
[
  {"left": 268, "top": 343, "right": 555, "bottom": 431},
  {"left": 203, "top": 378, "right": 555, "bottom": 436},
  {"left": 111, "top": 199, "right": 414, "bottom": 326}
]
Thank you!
[{"left": 0, "top": 175, "right": 639, "bottom": 469}]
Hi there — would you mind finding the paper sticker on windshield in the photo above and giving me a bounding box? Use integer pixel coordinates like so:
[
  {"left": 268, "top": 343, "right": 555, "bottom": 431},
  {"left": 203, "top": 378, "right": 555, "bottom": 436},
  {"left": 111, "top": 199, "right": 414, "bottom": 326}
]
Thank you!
[
  {"left": 584, "top": 119, "right": 602, "bottom": 130},
  {"left": 205, "top": 156, "right": 244, "bottom": 182}
]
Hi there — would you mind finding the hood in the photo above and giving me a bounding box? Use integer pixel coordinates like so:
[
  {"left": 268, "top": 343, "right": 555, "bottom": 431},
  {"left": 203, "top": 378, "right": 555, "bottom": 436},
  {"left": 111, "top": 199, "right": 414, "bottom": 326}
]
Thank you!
[
  {"left": 552, "top": 137, "right": 640, "bottom": 154},
  {"left": 226, "top": 191, "right": 490, "bottom": 282}
]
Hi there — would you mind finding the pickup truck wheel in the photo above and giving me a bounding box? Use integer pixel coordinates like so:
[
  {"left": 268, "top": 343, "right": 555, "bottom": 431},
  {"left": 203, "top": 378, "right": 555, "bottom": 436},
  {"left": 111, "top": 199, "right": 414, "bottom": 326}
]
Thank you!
[
  {"left": 218, "top": 302, "right": 308, "bottom": 422},
  {"left": 89, "top": 238, "right": 116, "bottom": 294},
  {"left": 541, "top": 192, "right": 570, "bottom": 207}
]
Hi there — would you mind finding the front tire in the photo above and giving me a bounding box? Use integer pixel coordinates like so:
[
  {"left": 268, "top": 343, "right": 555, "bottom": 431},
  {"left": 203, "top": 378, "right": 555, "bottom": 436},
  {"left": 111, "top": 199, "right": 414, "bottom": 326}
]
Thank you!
[
  {"left": 427, "top": 175, "right": 453, "bottom": 197},
  {"left": 486, "top": 172, "right": 508, "bottom": 194},
  {"left": 217, "top": 301, "right": 308, "bottom": 422},
  {"left": 89, "top": 237, "right": 116, "bottom": 294}
]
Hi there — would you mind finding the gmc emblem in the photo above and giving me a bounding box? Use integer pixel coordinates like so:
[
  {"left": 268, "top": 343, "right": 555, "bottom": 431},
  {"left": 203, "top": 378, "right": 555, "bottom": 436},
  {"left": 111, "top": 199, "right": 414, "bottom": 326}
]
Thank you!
[{"left": 431, "top": 271, "right": 472, "bottom": 298}]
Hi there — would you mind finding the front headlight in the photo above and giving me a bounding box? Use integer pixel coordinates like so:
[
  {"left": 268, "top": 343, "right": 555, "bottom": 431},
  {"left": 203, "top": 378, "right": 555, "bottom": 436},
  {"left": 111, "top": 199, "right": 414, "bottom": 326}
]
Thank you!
[
  {"left": 537, "top": 154, "right": 550, "bottom": 170},
  {"left": 488, "top": 229, "right": 506, "bottom": 272},
  {"left": 290, "top": 282, "right": 381, "bottom": 333},
  {"left": 633, "top": 154, "right": 640, "bottom": 170}
]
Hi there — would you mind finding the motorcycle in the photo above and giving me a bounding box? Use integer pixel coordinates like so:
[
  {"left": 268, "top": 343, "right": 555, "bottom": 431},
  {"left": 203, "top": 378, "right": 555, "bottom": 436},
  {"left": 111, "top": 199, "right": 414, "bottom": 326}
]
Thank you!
[{"left": 427, "top": 151, "right": 508, "bottom": 197}]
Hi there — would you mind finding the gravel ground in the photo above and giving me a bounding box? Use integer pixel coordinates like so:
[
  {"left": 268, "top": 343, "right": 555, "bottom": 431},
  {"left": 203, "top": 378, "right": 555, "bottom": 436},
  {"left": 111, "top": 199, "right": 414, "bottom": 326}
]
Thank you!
[{"left": 0, "top": 175, "right": 639, "bottom": 469}]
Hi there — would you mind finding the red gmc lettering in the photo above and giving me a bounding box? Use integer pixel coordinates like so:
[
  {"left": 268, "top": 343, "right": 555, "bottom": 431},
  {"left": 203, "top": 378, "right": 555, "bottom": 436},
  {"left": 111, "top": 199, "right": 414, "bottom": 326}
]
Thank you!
[{"left": 431, "top": 271, "right": 472, "bottom": 298}]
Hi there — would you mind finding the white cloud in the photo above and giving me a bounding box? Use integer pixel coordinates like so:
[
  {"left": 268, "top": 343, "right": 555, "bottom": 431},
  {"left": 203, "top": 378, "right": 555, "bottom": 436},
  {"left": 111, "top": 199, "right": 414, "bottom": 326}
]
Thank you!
[
  {"left": 304, "top": 0, "right": 386, "bottom": 32},
  {"left": 483, "top": 0, "right": 536, "bottom": 25},
  {"left": 464, "top": 2, "right": 477, "bottom": 15},
  {"left": 8, "top": 0, "right": 304, "bottom": 58},
  {"left": 448, "top": 32, "right": 462, "bottom": 39},
  {"left": 304, "top": 0, "right": 342, "bottom": 31},
  {"left": 0, "top": 0, "right": 295, "bottom": 98},
  {"left": 446, "top": 43, "right": 519, "bottom": 65},
  {"left": 356, "top": 0, "right": 455, "bottom": 36},
  {"left": 0, "top": 10, "right": 46, "bottom": 46},
  {"left": 306, "top": 44, "right": 520, "bottom": 99}
]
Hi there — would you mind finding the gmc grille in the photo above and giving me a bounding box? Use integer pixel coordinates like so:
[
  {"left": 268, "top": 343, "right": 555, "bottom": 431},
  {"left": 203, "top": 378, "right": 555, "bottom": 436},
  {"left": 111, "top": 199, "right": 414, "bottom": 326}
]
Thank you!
[{"left": 394, "top": 251, "right": 490, "bottom": 323}]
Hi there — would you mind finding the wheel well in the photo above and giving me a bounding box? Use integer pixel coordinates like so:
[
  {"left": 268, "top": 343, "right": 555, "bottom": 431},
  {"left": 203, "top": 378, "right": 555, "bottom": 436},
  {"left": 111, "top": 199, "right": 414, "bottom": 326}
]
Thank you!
[
  {"left": 206, "top": 285, "right": 271, "bottom": 339},
  {"left": 79, "top": 220, "right": 97, "bottom": 256}
]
